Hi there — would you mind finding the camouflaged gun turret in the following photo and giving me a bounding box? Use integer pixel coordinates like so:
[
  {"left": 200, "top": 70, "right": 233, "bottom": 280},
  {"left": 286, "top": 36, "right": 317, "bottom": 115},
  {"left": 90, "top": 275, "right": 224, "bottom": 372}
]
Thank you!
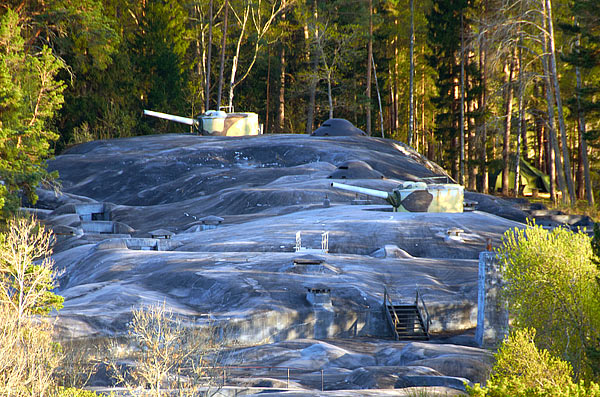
[
  {"left": 143, "top": 108, "right": 261, "bottom": 136},
  {"left": 330, "top": 181, "right": 464, "bottom": 213}
]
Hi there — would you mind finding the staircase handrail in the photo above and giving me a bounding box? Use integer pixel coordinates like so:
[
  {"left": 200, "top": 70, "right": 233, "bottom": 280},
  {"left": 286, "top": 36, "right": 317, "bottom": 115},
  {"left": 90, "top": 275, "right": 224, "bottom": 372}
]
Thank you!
[
  {"left": 415, "top": 289, "right": 431, "bottom": 334},
  {"left": 383, "top": 287, "right": 400, "bottom": 340}
]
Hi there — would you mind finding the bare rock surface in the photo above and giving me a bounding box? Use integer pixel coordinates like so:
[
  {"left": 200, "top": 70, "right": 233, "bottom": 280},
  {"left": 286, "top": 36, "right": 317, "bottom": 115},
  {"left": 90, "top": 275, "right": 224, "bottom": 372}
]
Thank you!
[{"left": 36, "top": 133, "right": 523, "bottom": 392}]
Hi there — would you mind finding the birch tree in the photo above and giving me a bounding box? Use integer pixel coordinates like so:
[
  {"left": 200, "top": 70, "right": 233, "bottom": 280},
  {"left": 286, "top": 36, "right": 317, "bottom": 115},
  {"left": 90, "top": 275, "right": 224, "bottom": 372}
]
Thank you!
[
  {"left": 228, "top": 0, "right": 291, "bottom": 109},
  {"left": 313, "top": 21, "right": 361, "bottom": 119},
  {"left": 543, "top": 0, "right": 575, "bottom": 205},
  {"left": 0, "top": 217, "right": 63, "bottom": 323},
  {"left": 216, "top": 0, "right": 230, "bottom": 109},
  {"left": 478, "top": 0, "right": 575, "bottom": 201}
]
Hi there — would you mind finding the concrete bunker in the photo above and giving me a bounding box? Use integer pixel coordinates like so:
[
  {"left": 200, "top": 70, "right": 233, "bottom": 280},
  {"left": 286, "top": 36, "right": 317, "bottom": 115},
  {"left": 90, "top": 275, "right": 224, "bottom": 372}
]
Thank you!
[
  {"left": 311, "top": 118, "right": 367, "bottom": 136},
  {"left": 126, "top": 238, "right": 159, "bottom": 251},
  {"left": 95, "top": 237, "right": 177, "bottom": 251},
  {"left": 149, "top": 229, "right": 174, "bottom": 239},
  {"left": 292, "top": 254, "right": 325, "bottom": 273},
  {"left": 306, "top": 285, "right": 332, "bottom": 306},
  {"left": 199, "top": 215, "right": 224, "bottom": 231},
  {"left": 75, "top": 203, "right": 111, "bottom": 221},
  {"left": 81, "top": 220, "right": 134, "bottom": 235},
  {"left": 327, "top": 160, "right": 384, "bottom": 180}
]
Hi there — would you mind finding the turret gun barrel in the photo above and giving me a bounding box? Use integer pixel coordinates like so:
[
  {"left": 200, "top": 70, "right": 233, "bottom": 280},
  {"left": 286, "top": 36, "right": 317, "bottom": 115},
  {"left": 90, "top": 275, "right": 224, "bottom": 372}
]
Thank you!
[
  {"left": 330, "top": 182, "right": 389, "bottom": 200},
  {"left": 143, "top": 110, "right": 197, "bottom": 126},
  {"left": 330, "top": 181, "right": 464, "bottom": 213}
]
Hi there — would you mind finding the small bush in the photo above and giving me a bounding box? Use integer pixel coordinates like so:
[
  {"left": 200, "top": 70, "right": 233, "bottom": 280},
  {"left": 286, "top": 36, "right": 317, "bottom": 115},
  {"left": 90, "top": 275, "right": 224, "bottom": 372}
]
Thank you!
[
  {"left": 55, "top": 387, "right": 99, "bottom": 397},
  {"left": 109, "top": 302, "right": 225, "bottom": 396},
  {"left": 0, "top": 302, "right": 61, "bottom": 396},
  {"left": 468, "top": 328, "right": 600, "bottom": 396},
  {"left": 0, "top": 216, "right": 65, "bottom": 396},
  {"left": 498, "top": 222, "right": 600, "bottom": 377}
]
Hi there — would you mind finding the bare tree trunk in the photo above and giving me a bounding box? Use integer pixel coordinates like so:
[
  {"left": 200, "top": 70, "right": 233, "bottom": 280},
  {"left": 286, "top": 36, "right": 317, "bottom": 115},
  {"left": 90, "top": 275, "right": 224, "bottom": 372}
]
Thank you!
[
  {"left": 545, "top": 0, "right": 575, "bottom": 205},
  {"left": 502, "top": 53, "right": 515, "bottom": 196},
  {"left": 366, "top": 0, "right": 372, "bottom": 135},
  {"left": 536, "top": 117, "right": 544, "bottom": 172},
  {"left": 576, "top": 64, "right": 594, "bottom": 205},
  {"left": 216, "top": 0, "right": 229, "bottom": 109},
  {"left": 206, "top": 0, "right": 213, "bottom": 111},
  {"left": 541, "top": 3, "right": 566, "bottom": 203},
  {"left": 372, "top": 57, "right": 384, "bottom": 137},
  {"left": 228, "top": 3, "right": 250, "bottom": 109},
  {"left": 468, "top": 94, "right": 477, "bottom": 191},
  {"left": 543, "top": 56, "right": 564, "bottom": 203},
  {"left": 480, "top": 29, "right": 488, "bottom": 194},
  {"left": 277, "top": 34, "right": 286, "bottom": 132},
  {"left": 421, "top": 45, "right": 426, "bottom": 157},
  {"left": 534, "top": 83, "right": 545, "bottom": 172},
  {"left": 306, "top": 0, "right": 318, "bottom": 133},
  {"left": 577, "top": 128, "right": 584, "bottom": 199},
  {"left": 513, "top": 37, "right": 524, "bottom": 197},
  {"left": 393, "top": 32, "right": 399, "bottom": 133},
  {"left": 265, "top": 47, "right": 271, "bottom": 134},
  {"left": 195, "top": 4, "right": 206, "bottom": 113},
  {"left": 543, "top": 96, "right": 556, "bottom": 200},
  {"left": 459, "top": 12, "right": 465, "bottom": 186},
  {"left": 388, "top": 66, "right": 394, "bottom": 133},
  {"left": 408, "top": 0, "right": 414, "bottom": 146},
  {"left": 326, "top": 71, "right": 333, "bottom": 119}
]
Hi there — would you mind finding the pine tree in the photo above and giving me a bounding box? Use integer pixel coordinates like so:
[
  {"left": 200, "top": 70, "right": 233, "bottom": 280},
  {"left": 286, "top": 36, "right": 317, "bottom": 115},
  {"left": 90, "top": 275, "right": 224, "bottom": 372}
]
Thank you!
[
  {"left": 132, "top": 0, "right": 191, "bottom": 133},
  {"left": 561, "top": 0, "right": 599, "bottom": 204},
  {"left": 0, "top": 8, "right": 65, "bottom": 217},
  {"left": 426, "top": 0, "right": 476, "bottom": 180}
]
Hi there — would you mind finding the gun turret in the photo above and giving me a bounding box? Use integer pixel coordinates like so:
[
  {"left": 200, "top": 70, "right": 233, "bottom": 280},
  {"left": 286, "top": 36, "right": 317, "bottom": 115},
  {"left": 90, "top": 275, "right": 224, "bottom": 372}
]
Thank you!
[
  {"left": 143, "top": 109, "right": 261, "bottom": 136},
  {"left": 330, "top": 181, "right": 463, "bottom": 213}
]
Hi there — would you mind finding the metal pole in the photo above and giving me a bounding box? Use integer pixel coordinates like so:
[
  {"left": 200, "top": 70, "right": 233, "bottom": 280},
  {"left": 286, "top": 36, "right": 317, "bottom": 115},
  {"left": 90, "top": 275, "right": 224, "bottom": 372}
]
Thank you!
[
  {"left": 321, "top": 369, "right": 324, "bottom": 391},
  {"left": 287, "top": 368, "right": 290, "bottom": 389}
]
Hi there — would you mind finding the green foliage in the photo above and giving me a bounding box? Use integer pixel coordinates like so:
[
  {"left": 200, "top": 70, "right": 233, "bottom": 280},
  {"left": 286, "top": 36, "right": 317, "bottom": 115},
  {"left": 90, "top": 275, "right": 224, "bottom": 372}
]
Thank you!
[
  {"left": 468, "top": 377, "right": 600, "bottom": 397},
  {"left": 492, "top": 328, "right": 573, "bottom": 389},
  {"left": 498, "top": 222, "right": 600, "bottom": 378},
  {"left": 467, "top": 328, "right": 600, "bottom": 396},
  {"left": 0, "top": 8, "right": 65, "bottom": 217}
]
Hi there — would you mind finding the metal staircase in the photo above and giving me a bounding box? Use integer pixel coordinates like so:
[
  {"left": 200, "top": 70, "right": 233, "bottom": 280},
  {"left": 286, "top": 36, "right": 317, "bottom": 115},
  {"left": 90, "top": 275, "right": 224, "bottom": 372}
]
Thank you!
[{"left": 383, "top": 288, "right": 430, "bottom": 340}]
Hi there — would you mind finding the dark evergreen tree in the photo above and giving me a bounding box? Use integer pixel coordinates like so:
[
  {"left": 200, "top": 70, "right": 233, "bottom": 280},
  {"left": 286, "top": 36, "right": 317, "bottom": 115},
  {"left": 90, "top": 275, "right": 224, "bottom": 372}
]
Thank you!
[
  {"left": 0, "top": 9, "right": 65, "bottom": 217},
  {"left": 426, "top": 0, "right": 477, "bottom": 179},
  {"left": 560, "top": 0, "right": 599, "bottom": 203},
  {"left": 561, "top": 0, "right": 600, "bottom": 144},
  {"left": 132, "top": 0, "right": 191, "bottom": 134}
]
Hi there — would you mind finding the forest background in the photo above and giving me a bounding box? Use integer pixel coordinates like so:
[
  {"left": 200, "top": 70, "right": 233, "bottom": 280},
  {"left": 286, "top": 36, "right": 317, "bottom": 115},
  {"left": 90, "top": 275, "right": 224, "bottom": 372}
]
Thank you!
[{"left": 1, "top": 0, "right": 599, "bottom": 216}]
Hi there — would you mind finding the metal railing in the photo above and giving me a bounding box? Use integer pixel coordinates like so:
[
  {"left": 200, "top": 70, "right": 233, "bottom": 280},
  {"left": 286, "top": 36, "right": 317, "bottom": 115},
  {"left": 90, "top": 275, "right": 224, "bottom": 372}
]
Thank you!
[
  {"left": 383, "top": 287, "right": 400, "bottom": 340},
  {"left": 178, "top": 365, "right": 328, "bottom": 391},
  {"left": 415, "top": 289, "right": 431, "bottom": 335}
]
